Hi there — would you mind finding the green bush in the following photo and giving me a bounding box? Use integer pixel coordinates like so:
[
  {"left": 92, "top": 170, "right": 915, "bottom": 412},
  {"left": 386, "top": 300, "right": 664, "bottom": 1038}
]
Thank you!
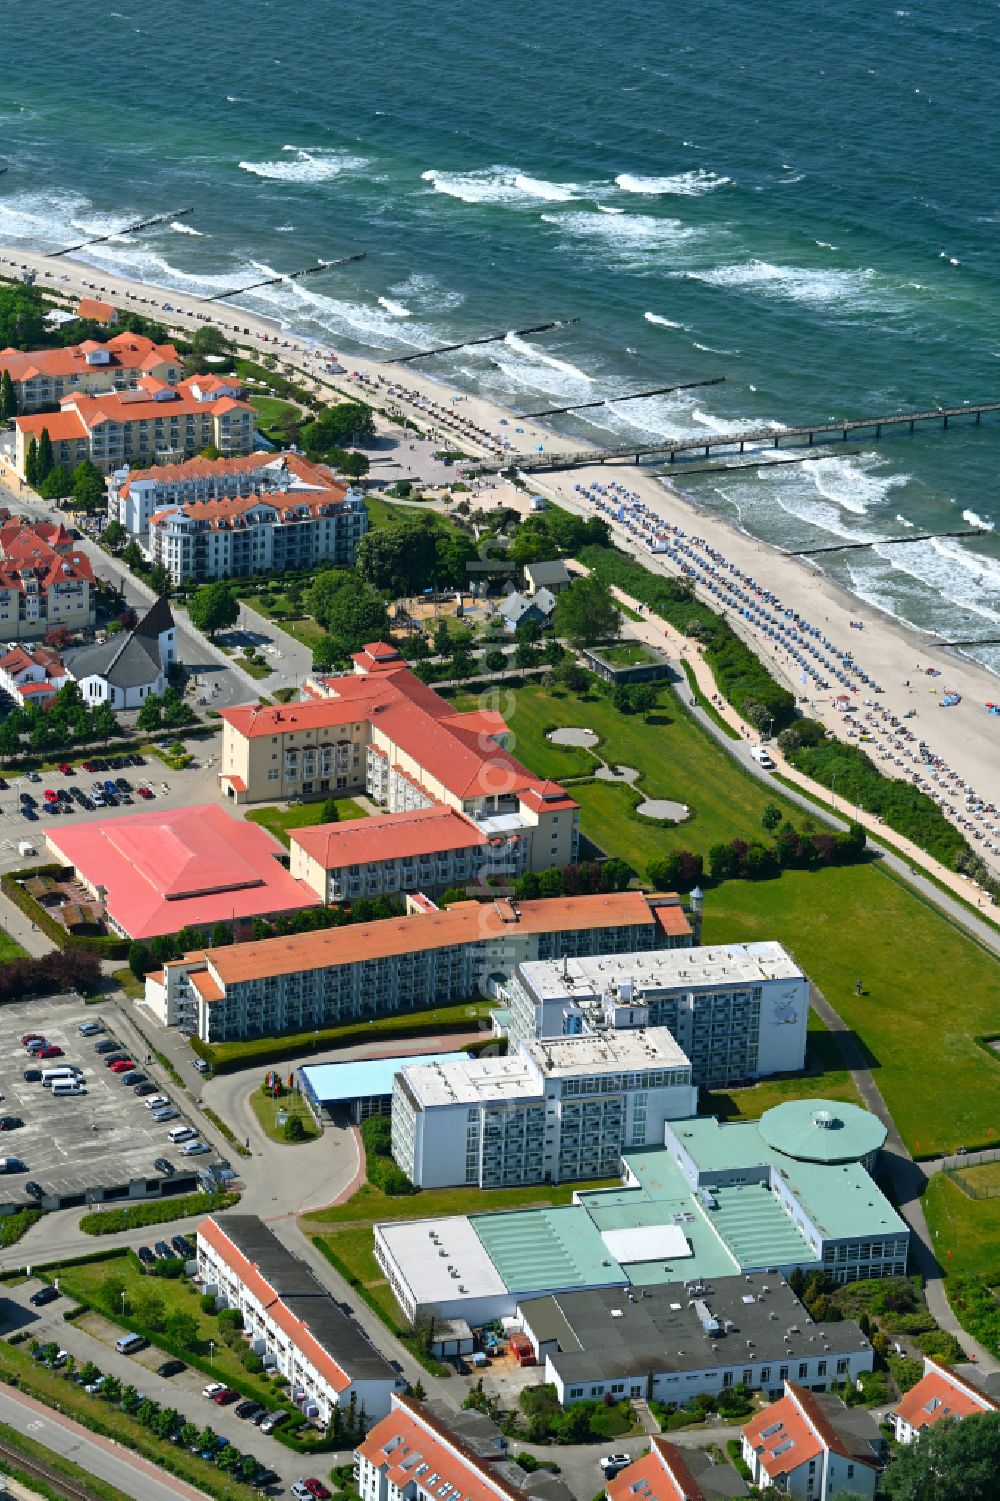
[{"left": 79, "top": 1191, "right": 238, "bottom": 1236}]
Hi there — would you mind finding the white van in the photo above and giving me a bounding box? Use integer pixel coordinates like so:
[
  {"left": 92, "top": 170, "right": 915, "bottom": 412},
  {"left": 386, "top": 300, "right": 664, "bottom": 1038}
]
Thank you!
[
  {"left": 167, "top": 1125, "right": 195, "bottom": 1144},
  {"left": 41, "top": 1067, "right": 77, "bottom": 1087},
  {"left": 51, "top": 1080, "right": 86, "bottom": 1097},
  {"left": 750, "top": 746, "right": 776, "bottom": 769}
]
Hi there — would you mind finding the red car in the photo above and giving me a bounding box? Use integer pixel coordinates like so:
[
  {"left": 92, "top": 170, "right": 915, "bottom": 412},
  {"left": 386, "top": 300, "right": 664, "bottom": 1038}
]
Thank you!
[
  {"left": 82, "top": 761, "right": 97, "bottom": 773},
  {"left": 304, "top": 1482, "right": 331, "bottom": 1500},
  {"left": 211, "top": 1388, "right": 238, "bottom": 1406},
  {"left": 137, "top": 786, "right": 154, "bottom": 800},
  {"left": 20, "top": 1034, "right": 43, "bottom": 1046},
  {"left": 36, "top": 1045, "right": 63, "bottom": 1059},
  {"left": 43, "top": 789, "right": 58, "bottom": 803},
  {"left": 109, "top": 1060, "right": 134, "bottom": 1074},
  {"left": 58, "top": 763, "right": 73, "bottom": 776}
]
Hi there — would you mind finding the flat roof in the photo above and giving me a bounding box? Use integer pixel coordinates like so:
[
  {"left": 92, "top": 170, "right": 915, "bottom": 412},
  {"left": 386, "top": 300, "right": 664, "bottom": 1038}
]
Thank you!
[
  {"left": 665, "top": 1117, "right": 907, "bottom": 1242},
  {"left": 377, "top": 1217, "right": 508, "bottom": 1305},
  {"left": 46, "top": 804, "right": 321, "bottom": 940},
  {"left": 400, "top": 1054, "right": 542, "bottom": 1108},
  {"left": 519, "top": 1271, "right": 870, "bottom": 1385},
  {"left": 600, "top": 1224, "right": 692, "bottom": 1264},
  {"left": 520, "top": 1028, "right": 690, "bottom": 1078},
  {"left": 300, "top": 1052, "right": 471, "bottom": 1107},
  {"left": 516, "top": 941, "right": 804, "bottom": 1004},
  {"left": 759, "top": 1099, "right": 887, "bottom": 1164},
  {"left": 471, "top": 1207, "right": 626, "bottom": 1296}
]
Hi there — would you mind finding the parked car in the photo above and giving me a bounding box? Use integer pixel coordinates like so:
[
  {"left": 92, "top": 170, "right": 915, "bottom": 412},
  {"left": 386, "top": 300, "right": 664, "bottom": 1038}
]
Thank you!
[
  {"left": 29, "top": 1283, "right": 58, "bottom": 1305},
  {"left": 153, "top": 1240, "right": 175, "bottom": 1260},
  {"left": 171, "top": 1235, "right": 193, "bottom": 1257},
  {"left": 94, "top": 1039, "right": 118, "bottom": 1054},
  {"left": 600, "top": 1456, "right": 631, "bottom": 1477},
  {"left": 0, "top": 1117, "right": 25, "bottom": 1131},
  {"left": 303, "top": 1480, "right": 331, "bottom": 1500},
  {"left": 259, "top": 1411, "right": 288, "bottom": 1435},
  {"left": 152, "top": 1108, "right": 179, "bottom": 1123},
  {"left": 193, "top": 1058, "right": 209, "bottom": 1073},
  {"left": 234, "top": 1400, "right": 260, "bottom": 1419},
  {"left": 22, "top": 807, "right": 38, "bottom": 821},
  {"left": 157, "top": 1358, "right": 186, "bottom": 1378},
  {"left": 25, "top": 1039, "right": 49, "bottom": 1054},
  {"left": 202, "top": 1382, "right": 226, "bottom": 1399},
  {"left": 182, "top": 1140, "right": 209, "bottom": 1156},
  {"left": 136, "top": 1246, "right": 156, "bottom": 1268},
  {"left": 79, "top": 1021, "right": 103, "bottom": 1036},
  {"left": 36, "top": 1047, "right": 62, "bottom": 1060},
  {"left": 109, "top": 1060, "right": 135, "bottom": 1073},
  {"left": 137, "top": 785, "right": 154, "bottom": 800},
  {"left": 121, "top": 1072, "right": 146, "bottom": 1087},
  {"left": 134, "top": 1082, "right": 158, "bottom": 1097},
  {"left": 25, "top": 1180, "right": 44, "bottom": 1200},
  {"left": 153, "top": 1156, "right": 175, "bottom": 1176},
  {"left": 20, "top": 1034, "right": 43, "bottom": 1046},
  {"left": 22, "top": 1069, "right": 41, "bottom": 1083},
  {"left": 103, "top": 1054, "right": 128, "bottom": 1067},
  {"left": 211, "top": 1388, "right": 238, "bottom": 1406}
]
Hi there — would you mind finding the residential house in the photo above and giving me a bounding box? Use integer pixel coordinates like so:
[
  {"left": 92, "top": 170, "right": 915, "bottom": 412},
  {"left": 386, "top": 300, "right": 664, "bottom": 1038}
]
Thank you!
[
  {"left": 742, "top": 1382, "right": 882, "bottom": 1500},
  {"left": 889, "top": 1355, "right": 1000, "bottom": 1444}
]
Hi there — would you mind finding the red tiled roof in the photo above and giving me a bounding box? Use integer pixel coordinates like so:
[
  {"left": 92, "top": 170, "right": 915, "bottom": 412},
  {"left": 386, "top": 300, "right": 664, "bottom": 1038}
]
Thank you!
[
  {"left": 45, "top": 803, "right": 320, "bottom": 940},
  {"left": 66, "top": 388, "right": 253, "bottom": 426},
  {"left": 291, "top": 806, "right": 487, "bottom": 869},
  {"left": 357, "top": 1396, "right": 522, "bottom": 1501},
  {"left": 3, "top": 331, "right": 178, "bottom": 383},
  {"left": 197, "top": 1217, "right": 351, "bottom": 1394},
  {"left": 607, "top": 1439, "right": 711, "bottom": 1501},
  {"left": 893, "top": 1361, "right": 998, "bottom": 1433},
  {"left": 744, "top": 1392, "right": 822, "bottom": 1478},
  {"left": 200, "top": 889, "right": 661, "bottom": 987},
  {"left": 76, "top": 299, "right": 117, "bottom": 323},
  {"left": 0, "top": 519, "right": 95, "bottom": 593},
  {"left": 15, "top": 410, "right": 88, "bottom": 442}
]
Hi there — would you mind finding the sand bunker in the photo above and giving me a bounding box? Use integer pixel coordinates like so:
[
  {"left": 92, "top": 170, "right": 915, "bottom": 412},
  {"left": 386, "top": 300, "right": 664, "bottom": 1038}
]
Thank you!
[
  {"left": 547, "top": 727, "right": 598, "bottom": 748},
  {"left": 637, "top": 797, "right": 689, "bottom": 821}
]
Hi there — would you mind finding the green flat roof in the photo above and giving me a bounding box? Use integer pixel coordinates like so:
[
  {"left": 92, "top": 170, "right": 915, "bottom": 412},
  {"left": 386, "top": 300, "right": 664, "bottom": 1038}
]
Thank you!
[
  {"left": 759, "top": 1099, "right": 887, "bottom": 1163},
  {"left": 471, "top": 1206, "right": 625, "bottom": 1294}
]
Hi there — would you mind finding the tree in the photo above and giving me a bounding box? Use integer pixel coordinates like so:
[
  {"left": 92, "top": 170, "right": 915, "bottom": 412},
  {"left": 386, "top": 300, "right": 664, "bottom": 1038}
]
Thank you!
[
  {"left": 128, "top": 941, "right": 152, "bottom": 982},
  {"left": 356, "top": 518, "right": 438, "bottom": 597},
  {"left": 136, "top": 694, "right": 162, "bottom": 732},
  {"left": 100, "top": 1272, "right": 127, "bottom": 1314},
  {"left": 0, "top": 369, "right": 16, "bottom": 423},
  {"left": 24, "top": 436, "right": 38, "bottom": 488},
  {"left": 91, "top": 702, "right": 116, "bottom": 743},
  {"left": 282, "top": 1114, "right": 307, "bottom": 1142},
  {"left": 311, "top": 634, "right": 342, "bottom": 673},
  {"left": 482, "top": 648, "right": 507, "bottom": 675},
  {"left": 542, "top": 637, "right": 564, "bottom": 667},
  {"left": 210, "top": 921, "right": 233, "bottom": 948},
  {"left": 434, "top": 530, "right": 478, "bottom": 589},
  {"left": 320, "top": 796, "right": 340, "bottom": 824},
  {"left": 36, "top": 427, "right": 54, "bottom": 482},
  {"left": 179, "top": 1423, "right": 200, "bottom": 1450},
  {"left": 514, "top": 640, "right": 539, "bottom": 670},
  {"left": 163, "top": 1311, "right": 200, "bottom": 1349},
  {"left": 881, "top": 1412, "right": 1000, "bottom": 1500},
  {"left": 552, "top": 573, "right": 620, "bottom": 645},
  {"left": 0, "top": 715, "right": 20, "bottom": 763},
  {"left": 322, "top": 577, "right": 389, "bottom": 655},
  {"left": 99, "top": 519, "right": 125, "bottom": 551},
  {"left": 121, "top": 540, "right": 143, "bottom": 571},
  {"left": 331, "top": 448, "right": 370, "bottom": 479},
  {"left": 70, "top": 459, "right": 103, "bottom": 510},
  {"left": 148, "top": 562, "right": 172, "bottom": 597},
  {"left": 631, "top": 684, "right": 658, "bottom": 717},
  {"left": 761, "top": 802, "right": 783, "bottom": 831},
  {"left": 612, "top": 684, "right": 635, "bottom": 714},
  {"left": 133, "top": 1289, "right": 166, "bottom": 1330},
  {"left": 302, "top": 401, "right": 376, "bottom": 452},
  {"left": 188, "top": 581, "right": 238, "bottom": 640}
]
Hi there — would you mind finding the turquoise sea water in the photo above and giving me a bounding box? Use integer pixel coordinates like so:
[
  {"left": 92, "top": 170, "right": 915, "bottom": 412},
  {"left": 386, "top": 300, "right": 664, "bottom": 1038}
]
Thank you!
[{"left": 4, "top": 0, "right": 1000, "bottom": 668}]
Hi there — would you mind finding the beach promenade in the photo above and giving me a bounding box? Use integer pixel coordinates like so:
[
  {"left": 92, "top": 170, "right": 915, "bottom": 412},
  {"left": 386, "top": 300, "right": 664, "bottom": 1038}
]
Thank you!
[{"left": 3, "top": 242, "right": 1000, "bottom": 875}]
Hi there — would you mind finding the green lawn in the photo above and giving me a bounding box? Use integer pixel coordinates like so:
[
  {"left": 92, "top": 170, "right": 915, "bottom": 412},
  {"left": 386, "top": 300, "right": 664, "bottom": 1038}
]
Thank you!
[
  {"left": 250, "top": 1088, "right": 321, "bottom": 1144},
  {"left": 0, "top": 930, "right": 26, "bottom": 962},
  {"left": 704, "top": 863, "right": 1000, "bottom": 1158},
  {"left": 52, "top": 1254, "right": 280, "bottom": 1407},
  {"left": 244, "top": 797, "right": 366, "bottom": 847},
  {"left": 250, "top": 393, "right": 302, "bottom": 432},
  {"left": 923, "top": 1172, "right": 1000, "bottom": 1282},
  {"left": 596, "top": 642, "right": 660, "bottom": 667},
  {"left": 305, "top": 1175, "right": 615, "bottom": 1228},
  {"left": 702, "top": 1013, "right": 862, "bottom": 1121}
]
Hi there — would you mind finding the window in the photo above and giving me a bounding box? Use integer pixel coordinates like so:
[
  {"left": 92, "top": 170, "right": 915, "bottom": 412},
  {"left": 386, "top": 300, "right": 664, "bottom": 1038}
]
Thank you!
[
  {"left": 722, "top": 1371, "right": 733, "bottom": 1388},
  {"left": 798, "top": 1363, "right": 807, "bottom": 1379}
]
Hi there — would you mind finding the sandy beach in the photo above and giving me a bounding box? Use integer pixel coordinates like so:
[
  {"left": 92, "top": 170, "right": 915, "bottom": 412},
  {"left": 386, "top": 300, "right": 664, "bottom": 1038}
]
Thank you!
[{"left": 3, "top": 242, "right": 999, "bottom": 867}]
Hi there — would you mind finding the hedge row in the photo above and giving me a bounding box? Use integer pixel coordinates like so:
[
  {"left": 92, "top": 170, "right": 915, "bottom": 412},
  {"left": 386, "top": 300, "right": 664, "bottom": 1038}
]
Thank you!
[
  {"left": 196, "top": 1010, "right": 484, "bottom": 1074},
  {"left": 79, "top": 1190, "right": 239, "bottom": 1236},
  {"left": 0, "top": 866, "right": 129, "bottom": 958}
]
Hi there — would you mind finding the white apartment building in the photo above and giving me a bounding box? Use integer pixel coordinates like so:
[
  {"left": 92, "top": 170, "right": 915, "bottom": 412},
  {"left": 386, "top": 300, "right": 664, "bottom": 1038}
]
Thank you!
[
  {"left": 505, "top": 942, "right": 809, "bottom": 1088},
  {"left": 196, "top": 1214, "right": 399, "bottom": 1424},
  {"left": 391, "top": 1028, "right": 698, "bottom": 1190},
  {"left": 108, "top": 450, "right": 316, "bottom": 535}
]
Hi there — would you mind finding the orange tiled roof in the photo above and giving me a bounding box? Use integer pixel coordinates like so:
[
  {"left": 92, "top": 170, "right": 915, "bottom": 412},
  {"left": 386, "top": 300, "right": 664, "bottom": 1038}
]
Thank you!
[
  {"left": 607, "top": 1439, "right": 713, "bottom": 1501},
  {"left": 198, "top": 889, "right": 661, "bottom": 987},
  {"left": 291, "top": 806, "right": 487, "bottom": 869},
  {"left": 2, "top": 331, "right": 178, "bottom": 383},
  {"left": 15, "top": 410, "right": 88, "bottom": 442},
  {"left": 76, "top": 299, "right": 117, "bottom": 323},
  {"left": 893, "top": 1361, "right": 998, "bottom": 1434},
  {"left": 357, "top": 1396, "right": 525, "bottom": 1501},
  {"left": 744, "top": 1392, "right": 822, "bottom": 1478},
  {"left": 0, "top": 519, "right": 94, "bottom": 593}
]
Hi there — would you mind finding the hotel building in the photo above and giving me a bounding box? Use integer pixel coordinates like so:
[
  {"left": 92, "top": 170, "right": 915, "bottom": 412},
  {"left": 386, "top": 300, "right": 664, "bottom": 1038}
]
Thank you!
[
  {"left": 505, "top": 942, "right": 809, "bottom": 1089},
  {"left": 0, "top": 518, "right": 95, "bottom": 640},
  {"left": 144, "top": 890, "right": 692, "bottom": 1043},
  {"left": 0, "top": 331, "right": 181, "bottom": 413},
  {"left": 15, "top": 376, "right": 254, "bottom": 478},
  {"left": 391, "top": 1028, "right": 698, "bottom": 1190}
]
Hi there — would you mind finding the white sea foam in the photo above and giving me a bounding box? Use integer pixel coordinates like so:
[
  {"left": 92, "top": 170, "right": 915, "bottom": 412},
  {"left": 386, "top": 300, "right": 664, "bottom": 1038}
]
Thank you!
[
  {"left": 615, "top": 169, "right": 730, "bottom": 196},
  {"left": 541, "top": 210, "right": 704, "bottom": 263},
  {"left": 895, "top": 513, "right": 915, "bottom": 527},
  {"left": 377, "top": 296, "right": 412, "bottom": 317},
  {"left": 387, "top": 272, "right": 464, "bottom": 312},
  {"left": 691, "top": 340, "right": 739, "bottom": 354},
  {"left": 421, "top": 166, "right": 578, "bottom": 204},
  {"left": 876, "top": 538, "right": 1000, "bottom": 626},
  {"left": 239, "top": 146, "right": 368, "bottom": 183},
  {"left": 685, "top": 259, "right": 882, "bottom": 307},
  {"left": 170, "top": 221, "right": 204, "bottom": 236},
  {"left": 963, "top": 508, "right": 995, "bottom": 531},
  {"left": 596, "top": 204, "right": 624, "bottom": 214},
  {"left": 502, "top": 333, "right": 593, "bottom": 384},
  {"left": 809, "top": 453, "right": 908, "bottom": 515},
  {"left": 644, "top": 311, "right": 688, "bottom": 329},
  {"left": 275, "top": 224, "right": 295, "bottom": 233}
]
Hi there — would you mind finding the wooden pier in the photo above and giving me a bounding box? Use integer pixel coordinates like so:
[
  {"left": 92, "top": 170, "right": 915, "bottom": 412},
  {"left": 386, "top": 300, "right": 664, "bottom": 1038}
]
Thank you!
[{"left": 486, "top": 400, "right": 1000, "bottom": 473}]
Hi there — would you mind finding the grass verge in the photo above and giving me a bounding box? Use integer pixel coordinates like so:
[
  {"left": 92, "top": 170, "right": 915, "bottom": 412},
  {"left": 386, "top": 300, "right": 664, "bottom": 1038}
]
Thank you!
[
  {"left": 922, "top": 1171, "right": 1000, "bottom": 1283},
  {"left": 680, "top": 659, "right": 741, "bottom": 740},
  {"left": 249, "top": 1089, "right": 321, "bottom": 1144}
]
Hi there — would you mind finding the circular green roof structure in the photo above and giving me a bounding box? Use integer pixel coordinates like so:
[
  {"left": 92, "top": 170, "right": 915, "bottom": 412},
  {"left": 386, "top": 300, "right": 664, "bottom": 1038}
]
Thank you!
[{"left": 759, "top": 1098, "right": 887, "bottom": 1164}]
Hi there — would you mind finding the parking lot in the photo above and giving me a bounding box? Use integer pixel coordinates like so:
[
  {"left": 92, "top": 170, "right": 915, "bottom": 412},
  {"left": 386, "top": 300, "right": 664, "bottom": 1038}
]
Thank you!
[
  {"left": 0, "top": 995, "right": 219, "bottom": 1206},
  {"left": 0, "top": 745, "right": 222, "bottom": 875}
]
